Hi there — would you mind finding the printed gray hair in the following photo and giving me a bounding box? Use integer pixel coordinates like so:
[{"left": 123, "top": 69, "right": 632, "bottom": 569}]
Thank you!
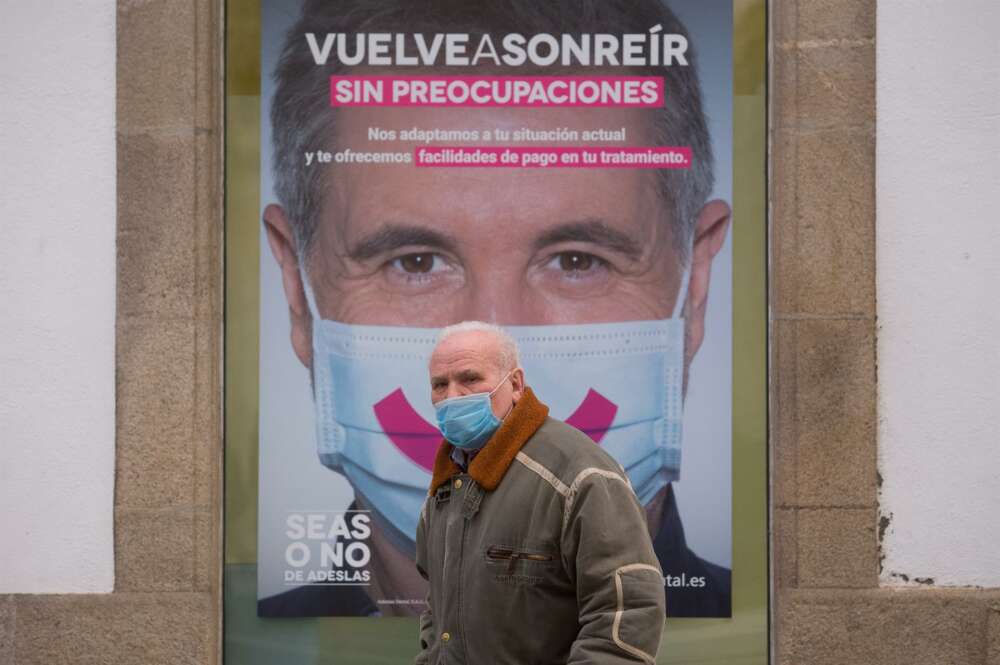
[
  {"left": 270, "top": 0, "right": 714, "bottom": 268},
  {"left": 435, "top": 321, "right": 520, "bottom": 372}
]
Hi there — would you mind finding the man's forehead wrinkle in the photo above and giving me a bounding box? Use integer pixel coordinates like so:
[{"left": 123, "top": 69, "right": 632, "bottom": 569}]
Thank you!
[
  {"left": 431, "top": 356, "right": 493, "bottom": 381},
  {"left": 433, "top": 333, "right": 503, "bottom": 369},
  {"left": 321, "top": 167, "right": 357, "bottom": 263}
]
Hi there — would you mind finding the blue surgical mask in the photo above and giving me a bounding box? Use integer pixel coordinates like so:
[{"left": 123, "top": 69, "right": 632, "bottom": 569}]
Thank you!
[
  {"left": 301, "top": 268, "right": 690, "bottom": 548},
  {"left": 434, "top": 371, "right": 513, "bottom": 450}
]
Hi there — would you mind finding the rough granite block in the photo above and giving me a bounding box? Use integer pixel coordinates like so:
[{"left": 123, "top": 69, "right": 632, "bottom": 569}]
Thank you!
[
  {"left": 118, "top": 132, "right": 197, "bottom": 319},
  {"left": 774, "top": 0, "right": 876, "bottom": 44},
  {"left": 773, "top": 43, "right": 875, "bottom": 131},
  {"left": 14, "top": 593, "right": 211, "bottom": 665},
  {"left": 988, "top": 605, "right": 1000, "bottom": 665},
  {"left": 799, "top": 508, "right": 878, "bottom": 588},
  {"left": 0, "top": 596, "right": 13, "bottom": 665},
  {"left": 772, "top": 319, "right": 877, "bottom": 508},
  {"left": 118, "top": 0, "right": 197, "bottom": 130},
  {"left": 772, "top": 128, "right": 875, "bottom": 317},
  {"left": 116, "top": 317, "right": 196, "bottom": 508},
  {"left": 774, "top": 507, "right": 799, "bottom": 589},
  {"left": 115, "top": 509, "right": 195, "bottom": 592},
  {"left": 778, "top": 589, "right": 992, "bottom": 665}
]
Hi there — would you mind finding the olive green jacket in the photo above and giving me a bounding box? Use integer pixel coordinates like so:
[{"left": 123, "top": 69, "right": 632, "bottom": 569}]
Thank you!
[{"left": 414, "top": 388, "right": 666, "bottom": 665}]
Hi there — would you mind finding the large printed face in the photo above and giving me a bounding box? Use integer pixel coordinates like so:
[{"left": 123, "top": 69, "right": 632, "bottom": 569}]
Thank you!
[{"left": 264, "top": 103, "right": 731, "bottom": 373}]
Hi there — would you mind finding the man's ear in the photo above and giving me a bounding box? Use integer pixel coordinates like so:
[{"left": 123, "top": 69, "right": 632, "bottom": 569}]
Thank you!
[
  {"left": 263, "top": 203, "right": 313, "bottom": 368},
  {"left": 510, "top": 367, "right": 526, "bottom": 402},
  {"left": 683, "top": 199, "right": 732, "bottom": 366}
]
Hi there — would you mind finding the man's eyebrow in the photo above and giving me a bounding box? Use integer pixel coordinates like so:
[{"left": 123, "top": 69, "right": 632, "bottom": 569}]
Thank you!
[
  {"left": 532, "top": 219, "right": 643, "bottom": 260},
  {"left": 347, "top": 224, "right": 459, "bottom": 261}
]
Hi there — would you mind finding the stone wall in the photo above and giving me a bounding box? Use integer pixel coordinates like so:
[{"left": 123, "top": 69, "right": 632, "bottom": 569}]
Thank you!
[{"left": 770, "top": 1, "right": 1000, "bottom": 663}]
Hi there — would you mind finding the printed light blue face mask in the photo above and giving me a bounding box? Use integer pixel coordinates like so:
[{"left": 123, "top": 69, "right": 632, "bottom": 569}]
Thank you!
[
  {"left": 433, "top": 371, "right": 513, "bottom": 450},
  {"left": 301, "top": 267, "right": 689, "bottom": 552}
]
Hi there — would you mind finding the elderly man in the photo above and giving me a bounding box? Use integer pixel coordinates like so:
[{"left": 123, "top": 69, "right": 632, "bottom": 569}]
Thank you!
[{"left": 415, "top": 321, "right": 665, "bottom": 665}]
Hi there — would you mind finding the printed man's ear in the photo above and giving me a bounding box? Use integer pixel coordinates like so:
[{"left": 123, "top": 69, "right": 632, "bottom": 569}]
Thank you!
[
  {"left": 683, "top": 199, "right": 732, "bottom": 365},
  {"left": 263, "top": 203, "right": 313, "bottom": 368}
]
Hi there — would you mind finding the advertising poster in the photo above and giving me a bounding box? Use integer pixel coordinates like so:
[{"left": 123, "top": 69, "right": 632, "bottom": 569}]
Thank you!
[{"left": 224, "top": 1, "right": 767, "bottom": 663}]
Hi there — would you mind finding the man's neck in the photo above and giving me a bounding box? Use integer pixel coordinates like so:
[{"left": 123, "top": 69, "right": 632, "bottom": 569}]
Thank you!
[{"left": 643, "top": 483, "right": 671, "bottom": 540}]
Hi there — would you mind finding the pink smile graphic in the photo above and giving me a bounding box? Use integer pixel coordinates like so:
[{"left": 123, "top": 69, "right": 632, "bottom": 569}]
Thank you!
[{"left": 373, "top": 388, "right": 618, "bottom": 472}]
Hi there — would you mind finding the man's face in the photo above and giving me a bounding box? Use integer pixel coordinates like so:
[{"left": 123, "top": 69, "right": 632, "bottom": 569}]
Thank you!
[
  {"left": 265, "top": 103, "right": 731, "bottom": 371},
  {"left": 428, "top": 330, "right": 523, "bottom": 419}
]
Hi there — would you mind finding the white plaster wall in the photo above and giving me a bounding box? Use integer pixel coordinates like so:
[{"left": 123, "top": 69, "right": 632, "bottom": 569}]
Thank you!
[
  {"left": 0, "top": 2, "right": 116, "bottom": 592},
  {"left": 877, "top": 0, "right": 1000, "bottom": 586}
]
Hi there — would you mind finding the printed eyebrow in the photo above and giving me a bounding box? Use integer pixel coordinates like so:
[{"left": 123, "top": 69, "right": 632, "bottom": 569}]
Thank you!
[
  {"left": 347, "top": 224, "right": 460, "bottom": 261},
  {"left": 532, "top": 219, "right": 643, "bottom": 260}
]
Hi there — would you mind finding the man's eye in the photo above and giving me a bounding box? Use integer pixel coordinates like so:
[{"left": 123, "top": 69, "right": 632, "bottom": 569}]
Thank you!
[
  {"left": 551, "top": 251, "right": 604, "bottom": 272},
  {"left": 392, "top": 253, "right": 442, "bottom": 274},
  {"left": 382, "top": 251, "right": 460, "bottom": 291}
]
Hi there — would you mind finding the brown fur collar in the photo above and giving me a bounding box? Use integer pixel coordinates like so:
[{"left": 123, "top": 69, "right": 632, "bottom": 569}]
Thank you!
[{"left": 428, "top": 387, "right": 549, "bottom": 495}]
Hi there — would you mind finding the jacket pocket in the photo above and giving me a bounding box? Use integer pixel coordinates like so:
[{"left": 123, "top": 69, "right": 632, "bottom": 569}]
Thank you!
[{"left": 485, "top": 545, "right": 555, "bottom": 575}]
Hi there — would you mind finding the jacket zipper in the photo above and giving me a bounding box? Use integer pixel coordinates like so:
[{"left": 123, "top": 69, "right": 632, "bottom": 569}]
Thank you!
[{"left": 486, "top": 546, "right": 554, "bottom": 574}]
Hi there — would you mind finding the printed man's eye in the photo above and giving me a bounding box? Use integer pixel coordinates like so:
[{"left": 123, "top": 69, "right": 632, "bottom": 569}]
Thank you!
[
  {"left": 550, "top": 251, "right": 607, "bottom": 273},
  {"left": 559, "top": 252, "right": 594, "bottom": 272},
  {"left": 396, "top": 252, "right": 435, "bottom": 273},
  {"left": 394, "top": 253, "right": 439, "bottom": 274},
  {"left": 382, "top": 251, "right": 460, "bottom": 291},
  {"left": 536, "top": 250, "right": 613, "bottom": 292}
]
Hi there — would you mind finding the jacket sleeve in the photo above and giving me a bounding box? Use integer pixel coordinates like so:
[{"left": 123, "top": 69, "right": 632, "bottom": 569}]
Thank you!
[
  {"left": 561, "top": 471, "right": 666, "bottom": 665},
  {"left": 414, "top": 499, "right": 436, "bottom": 665}
]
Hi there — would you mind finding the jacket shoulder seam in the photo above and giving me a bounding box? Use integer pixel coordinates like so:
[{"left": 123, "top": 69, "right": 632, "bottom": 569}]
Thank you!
[
  {"left": 514, "top": 451, "right": 570, "bottom": 497},
  {"left": 561, "top": 467, "right": 633, "bottom": 533}
]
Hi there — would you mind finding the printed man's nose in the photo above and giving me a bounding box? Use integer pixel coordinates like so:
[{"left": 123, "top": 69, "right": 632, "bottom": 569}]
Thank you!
[{"left": 455, "top": 279, "right": 542, "bottom": 325}]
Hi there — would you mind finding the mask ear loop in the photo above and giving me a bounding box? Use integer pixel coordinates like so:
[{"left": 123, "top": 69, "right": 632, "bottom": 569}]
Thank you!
[
  {"left": 299, "top": 266, "right": 323, "bottom": 321},
  {"left": 492, "top": 369, "right": 517, "bottom": 420},
  {"left": 298, "top": 267, "right": 325, "bottom": 395},
  {"left": 671, "top": 265, "right": 692, "bottom": 320},
  {"left": 488, "top": 369, "right": 514, "bottom": 396}
]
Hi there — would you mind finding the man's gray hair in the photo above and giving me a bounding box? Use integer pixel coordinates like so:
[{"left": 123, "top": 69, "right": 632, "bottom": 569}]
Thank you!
[
  {"left": 436, "top": 321, "right": 520, "bottom": 372},
  {"left": 270, "top": 0, "right": 714, "bottom": 268}
]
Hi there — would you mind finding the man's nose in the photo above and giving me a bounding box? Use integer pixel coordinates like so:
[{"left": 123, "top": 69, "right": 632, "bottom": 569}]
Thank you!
[{"left": 455, "top": 275, "right": 545, "bottom": 325}]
